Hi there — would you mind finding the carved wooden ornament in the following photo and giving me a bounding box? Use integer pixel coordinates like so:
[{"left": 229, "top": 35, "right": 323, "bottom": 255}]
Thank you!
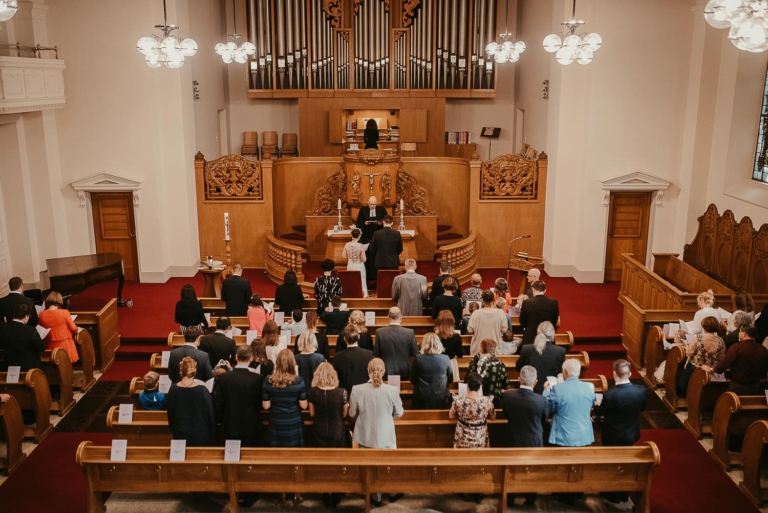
[
  {"left": 204, "top": 155, "right": 262, "bottom": 200},
  {"left": 344, "top": 148, "right": 400, "bottom": 166},
  {"left": 402, "top": 0, "right": 421, "bottom": 28},
  {"left": 323, "top": 0, "right": 342, "bottom": 27},
  {"left": 311, "top": 165, "right": 351, "bottom": 215},
  {"left": 395, "top": 166, "right": 435, "bottom": 216},
  {"left": 480, "top": 153, "right": 538, "bottom": 200}
]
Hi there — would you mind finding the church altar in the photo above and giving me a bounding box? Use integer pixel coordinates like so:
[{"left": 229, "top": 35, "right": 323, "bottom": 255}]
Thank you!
[{"left": 325, "top": 229, "right": 418, "bottom": 266}]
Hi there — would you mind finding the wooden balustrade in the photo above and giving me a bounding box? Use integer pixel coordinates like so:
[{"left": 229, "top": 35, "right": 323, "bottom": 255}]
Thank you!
[
  {"left": 437, "top": 230, "right": 477, "bottom": 286},
  {"left": 265, "top": 230, "right": 308, "bottom": 289}
]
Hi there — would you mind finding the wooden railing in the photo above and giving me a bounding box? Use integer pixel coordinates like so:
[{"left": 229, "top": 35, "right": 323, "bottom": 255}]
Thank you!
[
  {"left": 265, "top": 230, "right": 307, "bottom": 286},
  {"left": 437, "top": 230, "right": 477, "bottom": 286}
]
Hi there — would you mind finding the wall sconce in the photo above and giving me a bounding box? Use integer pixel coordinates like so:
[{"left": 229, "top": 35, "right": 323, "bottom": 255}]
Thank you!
[
  {"left": 193, "top": 80, "right": 200, "bottom": 100},
  {"left": 542, "top": 80, "right": 549, "bottom": 100}
]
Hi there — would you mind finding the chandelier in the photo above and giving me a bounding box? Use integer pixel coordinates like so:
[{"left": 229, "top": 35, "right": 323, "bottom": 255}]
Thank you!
[
  {"left": 215, "top": 0, "right": 256, "bottom": 63},
  {"left": 0, "top": 0, "right": 18, "bottom": 22},
  {"left": 542, "top": 0, "right": 602, "bottom": 65},
  {"left": 704, "top": 0, "right": 768, "bottom": 53},
  {"left": 485, "top": 0, "right": 526, "bottom": 64},
  {"left": 136, "top": 0, "right": 198, "bottom": 68}
]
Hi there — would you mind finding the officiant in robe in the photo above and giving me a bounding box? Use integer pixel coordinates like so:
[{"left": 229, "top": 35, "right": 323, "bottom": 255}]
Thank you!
[{"left": 356, "top": 196, "right": 389, "bottom": 287}]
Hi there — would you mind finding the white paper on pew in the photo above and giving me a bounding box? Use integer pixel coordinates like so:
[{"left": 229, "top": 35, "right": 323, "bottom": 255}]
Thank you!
[
  {"left": 246, "top": 330, "right": 258, "bottom": 345},
  {"left": 557, "top": 373, "right": 564, "bottom": 384},
  {"left": 678, "top": 320, "right": 688, "bottom": 332},
  {"left": 279, "top": 334, "right": 288, "bottom": 346},
  {"left": 6, "top": 366, "right": 20, "bottom": 384},
  {"left": 458, "top": 383, "right": 468, "bottom": 396},
  {"left": 161, "top": 351, "right": 170, "bottom": 368},
  {"left": 159, "top": 375, "right": 172, "bottom": 394},
  {"left": 546, "top": 376, "right": 558, "bottom": 388},
  {"left": 70, "top": 315, "right": 77, "bottom": 322},
  {"left": 35, "top": 325, "right": 50, "bottom": 340},
  {"left": 204, "top": 313, "right": 211, "bottom": 324},
  {"left": 450, "top": 358, "right": 460, "bottom": 382},
  {"left": 170, "top": 440, "right": 186, "bottom": 462},
  {"left": 230, "top": 327, "right": 242, "bottom": 337},
  {"left": 118, "top": 403, "right": 133, "bottom": 423},
  {"left": 663, "top": 340, "right": 675, "bottom": 351},
  {"left": 265, "top": 302, "right": 274, "bottom": 312},
  {"left": 225, "top": 440, "right": 241, "bottom": 462},
  {"left": 685, "top": 333, "right": 695, "bottom": 343},
  {"left": 388, "top": 375, "right": 400, "bottom": 391},
  {"left": 110, "top": 439, "right": 128, "bottom": 462},
  {"left": 340, "top": 303, "right": 348, "bottom": 311},
  {"left": 454, "top": 330, "right": 461, "bottom": 335},
  {"left": 765, "top": 390, "right": 768, "bottom": 406},
  {"left": 35, "top": 304, "right": 44, "bottom": 315},
  {"left": 595, "top": 393, "right": 604, "bottom": 406},
  {"left": 274, "top": 312, "right": 285, "bottom": 325},
  {"left": 365, "top": 311, "right": 376, "bottom": 326},
  {"left": 711, "top": 372, "right": 726, "bottom": 382},
  {"left": 718, "top": 308, "right": 732, "bottom": 319}
]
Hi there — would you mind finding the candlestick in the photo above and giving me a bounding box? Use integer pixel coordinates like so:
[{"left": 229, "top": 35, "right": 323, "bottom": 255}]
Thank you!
[
  {"left": 400, "top": 198, "right": 404, "bottom": 212},
  {"left": 224, "top": 238, "right": 232, "bottom": 276},
  {"left": 224, "top": 212, "right": 230, "bottom": 241},
  {"left": 338, "top": 198, "right": 342, "bottom": 210}
]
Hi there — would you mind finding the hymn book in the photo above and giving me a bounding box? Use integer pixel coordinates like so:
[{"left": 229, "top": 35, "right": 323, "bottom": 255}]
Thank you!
[
  {"left": 35, "top": 325, "right": 50, "bottom": 340},
  {"left": 274, "top": 312, "right": 285, "bottom": 325},
  {"left": 225, "top": 440, "right": 241, "bottom": 462},
  {"left": 6, "top": 366, "right": 20, "bottom": 384},
  {"left": 110, "top": 440, "right": 127, "bottom": 462},
  {"left": 170, "top": 440, "right": 186, "bottom": 462}
]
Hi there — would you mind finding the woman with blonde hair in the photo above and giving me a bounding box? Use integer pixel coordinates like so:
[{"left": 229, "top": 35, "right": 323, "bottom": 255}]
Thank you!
[
  {"left": 303, "top": 310, "right": 330, "bottom": 359},
  {"left": 685, "top": 290, "right": 722, "bottom": 335},
  {"left": 336, "top": 310, "right": 373, "bottom": 352},
  {"left": 434, "top": 310, "right": 463, "bottom": 359},
  {"left": 38, "top": 291, "right": 81, "bottom": 363},
  {"left": 261, "top": 320, "right": 286, "bottom": 364},
  {"left": 262, "top": 349, "right": 308, "bottom": 448},
  {"left": 411, "top": 333, "right": 454, "bottom": 409},
  {"left": 167, "top": 357, "right": 215, "bottom": 446},
  {"left": 295, "top": 330, "right": 325, "bottom": 393}
]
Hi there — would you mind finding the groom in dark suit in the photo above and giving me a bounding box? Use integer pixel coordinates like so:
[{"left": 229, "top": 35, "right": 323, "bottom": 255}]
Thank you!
[{"left": 370, "top": 216, "right": 403, "bottom": 273}]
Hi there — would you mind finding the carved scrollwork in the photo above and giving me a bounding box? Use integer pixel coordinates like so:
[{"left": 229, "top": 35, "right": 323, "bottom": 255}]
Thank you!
[
  {"left": 395, "top": 166, "right": 435, "bottom": 216},
  {"left": 344, "top": 148, "right": 400, "bottom": 165},
  {"left": 702, "top": 204, "right": 718, "bottom": 236},
  {"left": 323, "top": 0, "right": 342, "bottom": 27},
  {"left": 381, "top": 171, "right": 392, "bottom": 206},
  {"left": 350, "top": 171, "right": 362, "bottom": 199},
  {"left": 204, "top": 154, "right": 262, "bottom": 200},
  {"left": 402, "top": 0, "right": 421, "bottom": 28},
  {"left": 353, "top": 0, "right": 364, "bottom": 13},
  {"left": 480, "top": 153, "right": 538, "bottom": 200},
  {"left": 736, "top": 218, "right": 755, "bottom": 251},
  {"left": 310, "top": 165, "right": 351, "bottom": 215}
]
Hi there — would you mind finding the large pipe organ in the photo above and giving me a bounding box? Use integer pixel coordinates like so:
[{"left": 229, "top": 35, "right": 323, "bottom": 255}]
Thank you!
[{"left": 245, "top": 0, "right": 501, "bottom": 97}]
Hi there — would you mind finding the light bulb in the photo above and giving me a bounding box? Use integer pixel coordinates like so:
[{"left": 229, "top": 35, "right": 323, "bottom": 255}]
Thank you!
[
  {"left": 145, "top": 51, "right": 162, "bottom": 68},
  {"left": 704, "top": 0, "right": 748, "bottom": 29},
  {"left": 137, "top": 36, "right": 158, "bottom": 55},
  {"left": 226, "top": 41, "right": 237, "bottom": 52},
  {"left": 576, "top": 47, "right": 594, "bottom": 65},
  {"left": 556, "top": 46, "right": 575, "bottom": 65},
  {"left": 502, "top": 41, "right": 515, "bottom": 53},
  {"left": 508, "top": 50, "right": 520, "bottom": 63},
  {"left": 730, "top": 14, "right": 768, "bottom": 52},
  {"left": 215, "top": 43, "right": 227, "bottom": 55},
  {"left": 0, "top": 0, "right": 18, "bottom": 22},
  {"left": 485, "top": 42, "right": 501, "bottom": 55},
  {"left": 242, "top": 42, "right": 256, "bottom": 55},
  {"left": 234, "top": 49, "right": 248, "bottom": 63},
  {"left": 494, "top": 50, "right": 509, "bottom": 63},
  {"left": 514, "top": 41, "right": 526, "bottom": 53},
  {"left": 543, "top": 33, "right": 562, "bottom": 53},
  {"left": 161, "top": 36, "right": 180, "bottom": 52},
  {"left": 563, "top": 34, "right": 582, "bottom": 48},
  {"left": 583, "top": 32, "right": 602, "bottom": 52},
  {"left": 222, "top": 53, "right": 234, "bottom": 64},
  {"left": 165, "top": 52, "right": 185, "bottom": 69},
  {"left": 180, "top": 38, "right": 198, "bottom": 57}
]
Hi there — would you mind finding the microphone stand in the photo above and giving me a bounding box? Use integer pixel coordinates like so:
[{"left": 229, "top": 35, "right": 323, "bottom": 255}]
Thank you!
[{"left": 506, "top": 235, "right": 531, "bottom": 285}]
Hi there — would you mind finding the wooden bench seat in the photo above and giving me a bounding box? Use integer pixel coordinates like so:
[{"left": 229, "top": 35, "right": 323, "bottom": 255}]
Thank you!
[
  {"left": 0, "top": 369, "right": 52, "bottom": 442},
  {"left": 73, "top": 329, "right": 97, "bottom": 393},
  {"left": 739, "top": 420, "right": 768, "bottom": 507},
  {"left": 76, "top": 442, "right": 659, "bottom": 513},
  {"left": 661, "top": 345, "right": 687, "bottom": 412},
  {"left": 641, "top": 326, "right": 666, "bottom": 390},
  {"left": 72, "top": 298, "right": 120, "bottom": 372},
  {"left": 202, "top": 297, "right": 414, "bottom": 316},
  {"left": 709, "top": 393, "right": 768, "bottom": 471},
  {"left": 0, "top": 395, "right": 27, "bottom": 475},
  {"left": 1, "top": 347, "right": 74, "bottom": 416}
]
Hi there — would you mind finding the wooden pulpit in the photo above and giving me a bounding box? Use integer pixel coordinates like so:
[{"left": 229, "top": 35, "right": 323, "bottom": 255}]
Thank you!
[{"left": 343, "top": 149, "right": 399, "bottom": 209}]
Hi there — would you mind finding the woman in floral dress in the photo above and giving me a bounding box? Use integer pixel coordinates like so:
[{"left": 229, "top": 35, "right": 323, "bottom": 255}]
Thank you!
[{"left": 449, "top": 372, "right": 496, "bottom": 448}]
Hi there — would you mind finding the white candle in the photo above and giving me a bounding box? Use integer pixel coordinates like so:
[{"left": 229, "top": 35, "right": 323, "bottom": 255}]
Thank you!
[
  {"left": 224, "top": 212, "right": 230, "bottom": 241},
  {"left": 338, "top": 198, "right": 342, "bottom": 210},
  {"left": 400, "top": 199, "right": 404, "bottom": 211}
]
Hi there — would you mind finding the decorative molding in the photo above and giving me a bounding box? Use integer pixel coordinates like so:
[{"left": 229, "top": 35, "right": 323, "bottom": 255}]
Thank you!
[
  {"left": 204, "top": 154, "right": 263, "bottom": 200},
  {"left": 480, "top": 153, "right": 539, "bottom": 200},
  {"left": 599, "top": 171, "right": 671, "bottom": 207},
  {"left": 70, "top": 173, "right": 143, "bottom": 208},
  {"left": 322, "top": 0, "right": 342, "bottom": 27},
  {"left": 311, "top": 165, "right": 350, "bottom": 215},
  {"left": 395, "top": 166, "right": 435, "bottom": 216},
  {"left": 0, "top": 56, "right": 66, "bottom": 113},
  {"left": 353, "top": 0, "right": 364, "bottom": 13},
  {"left": 344, "top": 148, "right": 400, "bottom": 166},
  {"left": 402, "top": 0, "right": 421, "bottom": 28}
]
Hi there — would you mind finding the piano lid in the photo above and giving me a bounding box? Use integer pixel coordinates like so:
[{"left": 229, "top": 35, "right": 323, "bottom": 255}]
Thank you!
[{"left": 46, "top": 253, "right": 123, "bottom": 278}]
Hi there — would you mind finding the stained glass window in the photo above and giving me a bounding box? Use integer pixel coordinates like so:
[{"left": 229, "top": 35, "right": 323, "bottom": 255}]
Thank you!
[{"left": 754, "top": 64, "right": 768, "bottom": 184}]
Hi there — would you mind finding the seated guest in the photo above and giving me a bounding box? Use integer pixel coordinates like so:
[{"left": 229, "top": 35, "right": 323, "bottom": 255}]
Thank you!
[
  {"left": 38, "top": 291, "right": 81, "bottom": 363},
  {"left": 262, "top": 349, "right": 308, "bottom": 447},
  {"left": 174, "top": 284, "right": 207, "bottom": 334},
  {"left": 349, "top": 358, "right": 404, "bottom": 507},
  {"left": 494, "top": 277, "right": 513, "bottom": 313},
  {"left": 467, "top": 290, "right": 507, "bottom": 355},
  {"left": 449, "top": 371, "right": 496, "bottom": 448},
  {"left": 0, "top": 304, "right": 45, "bottom": 371},
  {"left": 138, "top": 371, "right": 167, "bottom": 410},
  {"left": 335, "top": 310, "right": 373, "bottom": 353},
  {"left": 0, "top": 277, "right": 37, "bottom": 326},
  {"left": 722, "top": 291, "right": 755, "bottom": 333},
  {"left": 515, "top": 321, "right": 565, "bottom": 394},
  {"left": 411, "top": 333, "right": 453, "bottom": 409},
  {"left": 274, "top": 270, "right": 305, "bottom": 316},
  {"left": 249, "top": 337, "right": 274, "bottom": 376},
  {"left": 519, "top": 280, "right": 559, "bottom": 345},
  {"left": 676, "top": 316, "right": 725, "bottom": 396},
  {"left": 282, "top": 309, "right": 307, "bottom": 336},
  {"left": 686, "top": 289, "right": 722, "bottom": 335},
  {"left": 167, "top": 357, "right": 215, "bottom": 446},
  {"left": 523, "top": 268, "right": 541, "bottom": 298},
  {"left": 468, "top": 338, "right": 510, "bottom": 407},
  {"left": 429, "top": 261, "right": 458, "bottom": 301},
  {"left": 460, "top": 301, "right": 479, "bottom": 335},
  {"left": 434, "top": 310, "right": 463, "bottom": 360},
  {"left": 221, "top": 263, "right": 252, "bottom": 317},
  {"left": 725, "top": 311, "right": 752, "bottom": 350},
  {"left": 703, "top": 325, "right": 768, "bottom": 395},
  {"left": 334, "top": 326, "right": 374, "bottom": 393},
  {"left": 374, "top": 307, "right": 419, "bottom": 379},
  {"left": 314, "top": 259, "right": 342, "bottom": 315},
  {"left": 460, "top": 273, "right": 483, "bottom": 308},
  {"left": 295, "top": 330, "right": 326, "bottom": 393},
  {"left": 431, "top": 278, "right": 462, "bottom": 328},
  {"left": 320, "top": 295, "right": 351, "bottom": 335},
  {"left": 168, "top": 326, "right": 213, "bottom": 384},
  {"left": 392, "top": 259, "right": 428, "bottom": 316},
  {"left": 302, "top": 311, "right": 329, "bottom": 359},
  {"left": 758, "top": 303, "right": 768, "bottom": 346},
  {"left": 199, "top": 316, "right": 238, "bottom": 368},
  {"left": 262, "top": 320, "right": 287, "bottom": 365},
  {"left": 247, "top": 294, "right": 273, "bottom": 334}
]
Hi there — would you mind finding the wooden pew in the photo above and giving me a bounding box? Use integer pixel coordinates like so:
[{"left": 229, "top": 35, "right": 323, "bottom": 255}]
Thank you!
[
  {"left": 0, "top": 369, "right": 52, "bottom": 442},
  {"left": 455, "top": 351, "right": 590, "bottom": 381},
  {"left": 684, "top": 367, "right": 732, "bottom": 439},
  {"left": 709, "top": 393, "right": 768, "bottom": 471},
  {"left": 73, "top": 328, "right": 97, "bottom": 393},
  {"left": 739, "top": 420, "right": 768, "bottom": 507},
  {"left": 0, "top": 395, "right": 27, "bottom": 475},
  {"left": 0, "top": 347, "right": 75, "bottom": 416},
  {"left": 641, "top": 326, "right": 666, "bottom": 389},
  {"left": 77, "top": 442, "right": 660, "bottom": 513},
  {"left": 202, "top": 297, "right": 409, "bottom": 316},
  {"left": 661, "top": 345, "right": 687, "bottom": 412},
  {"left": 72, "top": 298, "right": 120, "bottom": 371}
]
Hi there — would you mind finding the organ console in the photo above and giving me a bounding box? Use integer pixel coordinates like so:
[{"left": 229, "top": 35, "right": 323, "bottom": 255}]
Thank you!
[{"left": 46, "top": 253, "right": 131, "bottom": 307}]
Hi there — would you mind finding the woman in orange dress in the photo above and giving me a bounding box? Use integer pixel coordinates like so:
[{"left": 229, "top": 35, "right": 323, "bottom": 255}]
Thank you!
[{"left": 38, "top": 291, "right": 80, "bottom": 363}]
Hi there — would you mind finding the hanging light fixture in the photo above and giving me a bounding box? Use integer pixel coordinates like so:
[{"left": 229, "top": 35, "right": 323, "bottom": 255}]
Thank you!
[
  {"left": 215, "top": 0, "right": 256, "bottom": 64},
  {"left": 485, "top": 0, "right": 526, "bottom": 64},
  {"left": 543, "top": 0, "right": 602, "bottom": 65},
  {"left": 704, "top": 0, "right": 768, "bottom": 53},
  {"left": 136, "top": 0, "right": 198, "bottom": 69},
  {"left": 0, "top": 0, "right": 18, "bottom": 22}
]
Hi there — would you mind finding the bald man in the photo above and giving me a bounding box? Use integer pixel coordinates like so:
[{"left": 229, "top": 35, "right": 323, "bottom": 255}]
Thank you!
[
  {"left": 355, "top": 196, "right": 389, "bottom": 244},
  {"left": 524, "top": 268, "right": 541, "bottom": 297}
]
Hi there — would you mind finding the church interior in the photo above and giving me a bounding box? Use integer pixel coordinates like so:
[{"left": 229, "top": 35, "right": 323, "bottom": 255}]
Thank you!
[{"left": 0, "top": 0, "right": 767, "bottom": 511}]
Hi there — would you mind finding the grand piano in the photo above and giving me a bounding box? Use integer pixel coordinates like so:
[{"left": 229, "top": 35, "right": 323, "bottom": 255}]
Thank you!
[{"left": 46, "top": 253, "right": 128, "bottom": 306}]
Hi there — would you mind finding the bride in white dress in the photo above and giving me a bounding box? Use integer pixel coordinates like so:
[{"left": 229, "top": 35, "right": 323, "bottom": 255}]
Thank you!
[{"left": 342, "top": 228, "right": 368, "bottom": 297}]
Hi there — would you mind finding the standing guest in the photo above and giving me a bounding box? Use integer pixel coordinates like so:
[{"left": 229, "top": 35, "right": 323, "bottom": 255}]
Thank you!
[
  {"left": 523, "top": 268, "right": 541, "bottom": 298},
  {"left": 249, "top": 337, "right": 274, "bottom": 377},
  {"left": 167, "top": 357, "right": 215, "bottom": 447},
  {"left": 247, "top": 294, "right": 273, "bottom": 334},
  {"left": 703, "top": 325, "right": 768, "bottom": 395},
  {"left": 320, "top": 295, "right": 352, "bottom": 335},
  {"left": 676, "top": 316, "right": 725, "bottom": 396},
  {"left": 334, "top": 326, "right": 374, "bottom": 393},
  {"left": 460, "top": 273, "right": 483, "bottom": 308},
  {"left": 0, "top": 304, "right": 45, "bottom": 371},
  {"left": 757, "top": 303, "right": 768, "bottom": 345},
  {"left": 429, "top": 261, "right": 458, "bottom": 301},
  {"left": 363, "top": 119, "right": 380, "bottom": 149},
  {"left": 725, "top": 311, "right": 752, "bottom": 350},
  {"left": 262, "top": 349, "right": 308, "bottom": 448},
  {"left": 174, "top": 284, "right": 207, "bottom": 334},
  {"left": 308, "top": 363, "right": 349, "bottom": 508},
  {"left": 494, "top": 297, "right": 513, "bottom": 332},
  {"left": 593, "top": 359, "right": 646, "bottom": 504},
  {"left": 449, "top": 372, "right": 496, "bottom": 448},
  {"left": 722, "top": 291, "right": 755, "bottom": 333},
  {"left": 221, "top": 264, "right": 252, "bottom": 317},
  {"left": 274, "top": 270, "right": 305, "bottom": 316},
  {"left": 369, "top": 216, "right": 403, "bottom": 276},
  {"left": 392, "top": 259, "right": 428, "bottom": 316},
  {"left": 468, "top": 339, "right": 510, "bottom": 407},
  {"left": 467, "top": 290, "right": 507, "bottom": 356},
  {"left": 460, "top": 302, "right": 480, "bottom": 335},
  {"left": 38, "top": 291, "right": 81, "bottom": 363},
  {"left": 343, "top": 228, "right": 368, "bottom": 297},
  {"left": 295, "top": 330, "right": 326, "bottom": 393},
  {"left": 686, "top": 289, "right": 722, "bottom": 335},
  {"left": 0, "top": 277, "right": 37, "bottom": 326},
  {"left": 138, "top": 371, "right": 167, "bottom": 411},
  {"left": 431, "top": 278, "right": 463, "bottom": 328},
  {"left": 494, "top": 278, "right": 513, "bottom": 313},
  {"left": 282, "top": 309, "right": 307, "bottom": 336},
  {"left": 314, "top": 259, "right": 342, "bottom": 315},
  {"left": 515, "top": 321, "right": 565, "bottom": 394},
  {"left": 262, "top": 320, "right": 287, "bottom": 365},
  {"left": 374, "top": 307, "right": 419, "bottom": 379},
  {"left": 434, "top": 310, "right": 463, "bottom": 360},
  {"left": 501, "top": 366, "right": 547, "bottom": 508},
  {"left": 335, "top": 310, "right": 373, "bottom": 352},
  {"left": 519, "top": 281, "right": 559, "bottom": 346},
  {"left": 303, "top": 311, "right": 330, "bottom": 359},
  {"left": 199, "top": 316, "right": 238, "bottom": 368},
  {"left": 411, "top": 333, "right": 453, "bottom": 409},
  {"left": 168, "top": 326, "right": 213, "bottom": 384},
  {"left": 349, "top": 358, "right": 404, "bottom": 507}
]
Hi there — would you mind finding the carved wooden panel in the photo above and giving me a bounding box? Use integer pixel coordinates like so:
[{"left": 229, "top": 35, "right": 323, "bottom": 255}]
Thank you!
[
  {"left": 732, "top": 217, "right": 754, "bottom": 291},
  {"left": 713, "top": 210, "right": 736, "bottom": 285},
  {"left": 310, "top": 166, "right": 351, "bottom": 215},
  {"left": 395, "top": 167, "right": 435, "bottom": 216},
  {"left": 750, "top": 225, "right": 768, "bottom": 295},
  {"left": 203, "top": 154, "right": 262, "bottom": 200},
  {"left": 479, "top": 153, "right": 538, "bottom": 200}
]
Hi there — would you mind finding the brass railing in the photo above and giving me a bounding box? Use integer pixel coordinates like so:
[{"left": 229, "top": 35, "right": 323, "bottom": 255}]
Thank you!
[{"left": 0, "top": 43, "right": 59, "bottom": 59}]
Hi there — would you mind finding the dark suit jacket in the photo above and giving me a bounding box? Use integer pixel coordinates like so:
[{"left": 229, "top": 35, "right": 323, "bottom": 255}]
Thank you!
[
  {"left": 429, "top": 274, "right": 459, "bottom": 301},
  {"left": 515, "top": 342, "right": 566, "bottom": 394},
  {"left": 355, "top": 205, "right": 388, "bottom": 244},
  {"left": 0, "top": 321, "right": 46, "bottom": 371},
  {"left": 334, "top": 331, "right": 373, "bottom": 353},
  {"left": 0, "top": 292, "right": 38, "bottom": 326},
  {"left": 320, "top": 309, "right": 351, "bottom": 335},
  {"left": 213, "top": 367, "right": 265, "bottom": 446},
  {"left": 199, "top": 332, "right": 238, "bottom": 368},
  {"left": 168, "top": 344, "right": 214, "bottom": 383},
  {"left": 221, "top": 275, "right": 252, "bottom": 317},
  {"left": 501, "top": 388, "right": 548, "bottom": 447},
  {"left": 519, "top": 294, "right": 559, "bottom": 345},
  {"left": 334, "top": 346, "right": 374, "bottom": 393},
  {"left": 594, "top": 382, "right": 646, "bottom": 446},
  {"left": 370, "top": 227, "right": 403, "bottom": 269},
  {"left": 274, "top": 284, "right": 305, "bottom": 315},
  {"left": 374, "top": 324, "right": 419, "bottom": 379}
]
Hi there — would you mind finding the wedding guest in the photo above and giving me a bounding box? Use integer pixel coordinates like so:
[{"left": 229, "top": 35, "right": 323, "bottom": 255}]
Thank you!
[
  {"left": 429, "top": 261, "right": 458, "bottom": 301},
  {"left": 38, "top": 291, "right": 81, "bottom": 363},
  {"left": 174, "top": 284, "right": 207, "bottom": 334},
  {"left": 262, "top": 349, "right": 308, "bottom": 448},
  {"left": 449, "top": 372, "right": 496, "bottom": 448},
  {"left": 295, "top": 330, "right": 326, "bottom": 393},
  {"left": 335, "top": 310, "right": 373, "bottom": 352},
  {"left": 467, "top": 290, "right": 507, "bottom": 356},
  {"left": 138, "top": 371, "right": 167, "bottom": 411},
  {"left": 262, "top": 320, "right": 287, "bottom": 365},
  {"left": 0, "top": 304, "right": 45, "bottom": 371},
  {"left": 334, "top": 326, "right": 374, "bottom": 393},
  {"left": 282, "top": 309, "right": 307, "bottom": 336},
  {"left": 320, "top": 295, "right": 351, "bottom": 335},
  {"left": 167, "top": 357, "right": 215, "bottom": 446},
  {"left": 0, "top": 277, "right": 37, "bottom": 326},
  {"left": 303, "top": 311, "right": 330, "bottom": 359},
  {"left": 274, "top": 270, "right": 305, "bottom": 316},
  {"left": 221, "top": 264, "right": 252, "bottom": 317},
  {"left": 314, "top": 259, "right": 342, "bottom": 314},
  {"left": 249, "top": 337, "right": 274, "bottom": 376},
  {"left": 704, "top": 325, "right": 768, "bottom": 395},
  {"left": 411, "top": 333, "right": 453, "bottom": 409},
  {"left": 434, "top": 310, "right": 463, "bottom": 360},
  {"left": 431, "top": 278, "right": 462, "bottom": 328},
  {"left": 247, "top": 294, "right": 273, "bottom": 334},
  {"left": 676, "top": 316, "right": 725, "bottom": 396},
  {"left": 460, "top": 273, "right": 483, "bottom": 308},
  {"left": 468, "top": 338, "right": 510, "bottom": 407}
]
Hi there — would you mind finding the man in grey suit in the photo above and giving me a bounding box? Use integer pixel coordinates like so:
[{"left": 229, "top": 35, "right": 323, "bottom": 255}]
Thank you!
[
  {"left": 168, "top": 326, "right": 214, "bottom": 383},
  {"left": 374, "top": 307, "right": 419, "bottom": 379},
  {"left": 391, "top": 259, "right": 427, "bottom": 316}
]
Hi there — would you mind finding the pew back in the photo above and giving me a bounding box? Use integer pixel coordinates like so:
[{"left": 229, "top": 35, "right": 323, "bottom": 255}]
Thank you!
[
  {"left": 0, "top": 395, "right": 26, "bottom": 475},
  {"left": 661, "top": 345, "right": 687, "bottom": 412},
  {"left": 72, "top": 298, "right": 120, "bottom": 371},
  {"left": 710, "top": 393, "right": 768, "bottom": 471},
  {"left": 641, "top": 326, "right": 666, "bottom": 390},
  {"left": 738, "top": 420, "right": 768, "bottom": 507},
  {"left": 0, "top": 369, "right": 52, "bottom": 442}
]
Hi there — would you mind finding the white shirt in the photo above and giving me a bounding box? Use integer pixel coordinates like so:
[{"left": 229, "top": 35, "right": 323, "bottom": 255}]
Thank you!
[
  {"left": 614, "top": 378, "right": 631, "bottom": 385},
  {"left": 370, "top": 208, "right": 375, "bottom": 216}
]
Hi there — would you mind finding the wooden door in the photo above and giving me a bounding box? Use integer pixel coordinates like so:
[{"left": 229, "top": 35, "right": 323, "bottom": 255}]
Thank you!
[
  {"left": 604, "top": 192, "right": 652, "bottom": 282},
  {"left": 91, "top": 193, "right": 139, "bottom": 281}
]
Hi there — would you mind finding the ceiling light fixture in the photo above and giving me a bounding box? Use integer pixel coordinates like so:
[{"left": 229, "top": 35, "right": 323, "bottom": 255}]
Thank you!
[
  {"left": 485, "top": 0, "right": 526, "bottom": 64},
  {"left": 0, "top": 0, "right": 18, "bottom": 22},
  {"left": 136, "top": 0, "right": 198, "bottom": 69},
  {"left": 543, "top": 0, "right": 602, "bottom": 65},
  {"left": 215, "top": 0, "right": 256, "bottom": 64},
  {"left": 704, "top": 0, "right": 768, "bottom": 53}
]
